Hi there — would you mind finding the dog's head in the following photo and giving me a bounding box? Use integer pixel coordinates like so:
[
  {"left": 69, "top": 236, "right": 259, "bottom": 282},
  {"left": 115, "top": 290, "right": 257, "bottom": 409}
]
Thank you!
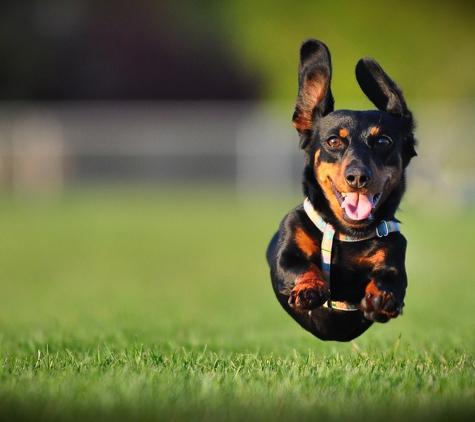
[{"left": 293, "top": 39, "right": 416, "bottom": 234}]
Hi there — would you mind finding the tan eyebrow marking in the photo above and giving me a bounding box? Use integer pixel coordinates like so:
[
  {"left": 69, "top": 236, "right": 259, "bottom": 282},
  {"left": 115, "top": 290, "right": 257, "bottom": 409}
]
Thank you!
[
  {"left": 339, "top": 128, "right": 349, "bottom": 138},
  {"left": 370, "top": 126, "right": 380, "bottom": 136}
]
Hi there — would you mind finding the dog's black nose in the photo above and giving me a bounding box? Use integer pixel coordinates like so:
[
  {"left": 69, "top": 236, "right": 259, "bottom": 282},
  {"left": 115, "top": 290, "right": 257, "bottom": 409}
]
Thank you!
[{"left": 345, "top": 166, "right": 372, "bottom": 188}]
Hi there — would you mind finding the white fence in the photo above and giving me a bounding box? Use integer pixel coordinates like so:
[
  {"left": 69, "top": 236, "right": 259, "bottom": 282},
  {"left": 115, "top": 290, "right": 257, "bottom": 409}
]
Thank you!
[{"left": 0, "top": 100, "right": 474, "bottom": 204}]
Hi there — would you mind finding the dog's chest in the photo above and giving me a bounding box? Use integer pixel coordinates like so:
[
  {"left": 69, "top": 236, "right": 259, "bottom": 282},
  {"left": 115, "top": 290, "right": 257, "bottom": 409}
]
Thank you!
[{"left": 326, "top": 240, "right": 383, "bottom": 298}]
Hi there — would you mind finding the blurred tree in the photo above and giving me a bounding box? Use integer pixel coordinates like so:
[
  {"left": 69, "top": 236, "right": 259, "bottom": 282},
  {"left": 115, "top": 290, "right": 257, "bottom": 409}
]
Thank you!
[
  {"left": 0, "top": 0, "right": 261, "bottom": 100},
  {"left": 0, "top": 0, "right": 473, "bottom": 101}
]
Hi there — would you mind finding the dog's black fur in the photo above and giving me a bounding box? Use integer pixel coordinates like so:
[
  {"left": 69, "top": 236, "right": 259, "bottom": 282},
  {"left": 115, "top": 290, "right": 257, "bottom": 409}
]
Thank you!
[{"left": 267, "top": 39, "right": 416, "bottom": 341}]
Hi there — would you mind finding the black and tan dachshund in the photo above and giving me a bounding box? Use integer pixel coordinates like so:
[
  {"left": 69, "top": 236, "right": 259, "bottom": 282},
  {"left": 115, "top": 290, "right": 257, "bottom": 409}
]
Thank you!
[{"left": 267, "top": 39, "right": 417, "bottom": 341}]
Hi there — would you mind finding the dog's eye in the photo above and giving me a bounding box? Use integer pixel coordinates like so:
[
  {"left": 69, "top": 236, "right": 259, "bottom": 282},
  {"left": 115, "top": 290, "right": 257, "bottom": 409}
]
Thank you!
[
  {"left": 377, "top": 137, "right": 392, "bottom": 148},
  {"left": 327, "top": 137, "right": 342, "bottom": 148}
]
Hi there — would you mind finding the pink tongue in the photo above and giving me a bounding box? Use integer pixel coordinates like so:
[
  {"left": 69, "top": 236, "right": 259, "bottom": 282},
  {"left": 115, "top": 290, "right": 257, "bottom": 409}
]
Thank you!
[{"left": 341, "top": 193, "right": 374, "bottom": 221}]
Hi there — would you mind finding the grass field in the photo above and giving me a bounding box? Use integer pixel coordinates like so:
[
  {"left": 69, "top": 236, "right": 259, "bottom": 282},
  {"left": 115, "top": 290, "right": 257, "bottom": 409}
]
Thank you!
[{"left": 0, "top": 185, "right": 474, "bottom": 421}]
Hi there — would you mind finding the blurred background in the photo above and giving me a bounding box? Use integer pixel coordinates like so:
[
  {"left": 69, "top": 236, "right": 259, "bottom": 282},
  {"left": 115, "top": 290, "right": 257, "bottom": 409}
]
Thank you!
[
  {"left": 0, "top": 0, "right": 475, "bottom": 356},
  {"left": 0, "top": 0, "right": 473, "bottom": 199}
]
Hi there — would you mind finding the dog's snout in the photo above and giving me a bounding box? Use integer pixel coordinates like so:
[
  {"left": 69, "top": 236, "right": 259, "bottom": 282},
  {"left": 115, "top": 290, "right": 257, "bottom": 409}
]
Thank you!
[{"left": 345, "top": 165, "right": 372, "bottom": 189}]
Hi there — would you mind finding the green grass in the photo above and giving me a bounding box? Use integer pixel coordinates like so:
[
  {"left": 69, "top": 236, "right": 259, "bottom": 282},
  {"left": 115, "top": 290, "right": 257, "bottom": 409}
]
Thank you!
[{"left": 0, "top": 186, "right": 474, "bottom": 421}]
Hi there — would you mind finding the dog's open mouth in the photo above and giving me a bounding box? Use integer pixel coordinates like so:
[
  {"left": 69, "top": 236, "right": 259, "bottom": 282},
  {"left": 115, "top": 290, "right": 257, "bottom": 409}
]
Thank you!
[{"left": 330, "top": 180, "right": 383, "bottom": 221}]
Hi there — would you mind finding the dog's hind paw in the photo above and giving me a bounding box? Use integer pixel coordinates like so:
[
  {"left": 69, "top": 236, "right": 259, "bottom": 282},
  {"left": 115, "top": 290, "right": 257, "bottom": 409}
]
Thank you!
[
  {"left": 288, "top": 280, "right": 329, "bottom": 311},
  {"left": 360, "top": 281, "right": 403, "bottom": 322}
]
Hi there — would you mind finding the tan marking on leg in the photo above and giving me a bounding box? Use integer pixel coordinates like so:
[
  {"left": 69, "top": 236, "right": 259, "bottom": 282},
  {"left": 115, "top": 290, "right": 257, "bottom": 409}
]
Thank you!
[
  {"left": 294, "top": 226, "right": 319, "bottom": 258},
  {"left": 353, "top": 248, "right": 388, "bottom": 270}
]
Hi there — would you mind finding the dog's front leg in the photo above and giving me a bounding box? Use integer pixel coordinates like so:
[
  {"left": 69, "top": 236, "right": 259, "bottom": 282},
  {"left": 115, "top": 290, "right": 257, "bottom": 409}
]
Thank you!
[
  {"left": 270, "top": 212, "right": 330, "bottom": 312},
  {"left": 351, "top": 237, "right": 408, "bottom": 323},
  {"left": 273, "top": 243, "right": 329, "bottom": 311}
]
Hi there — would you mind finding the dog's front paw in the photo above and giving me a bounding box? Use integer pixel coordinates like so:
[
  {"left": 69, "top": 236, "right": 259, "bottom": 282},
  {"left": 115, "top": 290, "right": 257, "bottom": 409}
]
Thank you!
[
  {"left": 360, "top": 281, "right": 403, "bottom": 322},
  {"left": 288, "top": 280, "right": 329, "bottom": 311}
]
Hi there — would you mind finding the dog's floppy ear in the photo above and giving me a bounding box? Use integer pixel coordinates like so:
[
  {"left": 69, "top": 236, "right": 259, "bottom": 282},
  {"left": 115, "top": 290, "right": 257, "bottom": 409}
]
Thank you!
[
  {"left": 356, "top": 57, "right": 417, "bottom": 162},
  {"left": 355, "top": 57, "right": 410, "bottom": 118},
  {"left": 292, "top": 39, "right": 334, "bottom": 149}
]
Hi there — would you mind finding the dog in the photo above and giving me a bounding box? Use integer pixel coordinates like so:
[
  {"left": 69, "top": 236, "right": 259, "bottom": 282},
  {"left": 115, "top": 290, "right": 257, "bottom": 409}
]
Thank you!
[{"left": 266, "top": 39, "right": 417, "bottom": 341}]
